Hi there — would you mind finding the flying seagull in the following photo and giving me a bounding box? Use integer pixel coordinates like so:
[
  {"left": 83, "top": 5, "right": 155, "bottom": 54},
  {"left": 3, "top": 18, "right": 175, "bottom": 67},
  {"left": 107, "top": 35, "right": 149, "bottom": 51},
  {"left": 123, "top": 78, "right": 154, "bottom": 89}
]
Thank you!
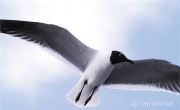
[{"left": 0, "top": 20, "right": 180, "bottom": 107}]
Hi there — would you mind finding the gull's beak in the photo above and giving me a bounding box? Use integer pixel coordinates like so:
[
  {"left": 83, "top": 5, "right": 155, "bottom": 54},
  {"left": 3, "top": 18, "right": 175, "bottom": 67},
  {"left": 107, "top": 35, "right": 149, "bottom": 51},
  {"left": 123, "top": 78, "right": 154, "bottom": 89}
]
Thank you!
[{"left": 126, "top": 59, "right": 134, "bottom": 64}]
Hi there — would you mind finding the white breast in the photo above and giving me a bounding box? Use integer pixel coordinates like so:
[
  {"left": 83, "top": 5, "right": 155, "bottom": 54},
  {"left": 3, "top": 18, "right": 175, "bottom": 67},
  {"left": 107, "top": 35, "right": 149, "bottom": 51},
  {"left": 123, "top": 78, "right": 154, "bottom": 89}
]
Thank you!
[{"left": 82, "top": 51, "right": 114, "bottom": 86}]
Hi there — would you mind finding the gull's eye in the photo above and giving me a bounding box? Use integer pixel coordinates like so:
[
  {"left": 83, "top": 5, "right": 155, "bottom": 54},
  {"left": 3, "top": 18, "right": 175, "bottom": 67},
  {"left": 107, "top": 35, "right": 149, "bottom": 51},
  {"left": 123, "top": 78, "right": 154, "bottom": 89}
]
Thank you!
[{"left": 119, "top": 53, "right": 123, "bottom": 56}]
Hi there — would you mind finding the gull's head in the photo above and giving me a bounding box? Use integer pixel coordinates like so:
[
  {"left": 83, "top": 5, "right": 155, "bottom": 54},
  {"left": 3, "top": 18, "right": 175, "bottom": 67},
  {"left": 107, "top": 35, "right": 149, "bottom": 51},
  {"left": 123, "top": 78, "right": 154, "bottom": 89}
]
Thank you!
[{"left": 110, "top": 51, "right": 134, "bottom": 65}]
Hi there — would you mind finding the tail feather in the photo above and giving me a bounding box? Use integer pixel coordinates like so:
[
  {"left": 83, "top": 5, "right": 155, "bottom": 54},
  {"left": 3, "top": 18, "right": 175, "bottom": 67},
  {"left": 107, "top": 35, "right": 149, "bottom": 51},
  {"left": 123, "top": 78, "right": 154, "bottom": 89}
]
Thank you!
[
  {"left": 66, "top": 83, "right": 99, "bottom": 107},
  {"left": 66, "top": 83, "right": 82, "bottom": 105}
]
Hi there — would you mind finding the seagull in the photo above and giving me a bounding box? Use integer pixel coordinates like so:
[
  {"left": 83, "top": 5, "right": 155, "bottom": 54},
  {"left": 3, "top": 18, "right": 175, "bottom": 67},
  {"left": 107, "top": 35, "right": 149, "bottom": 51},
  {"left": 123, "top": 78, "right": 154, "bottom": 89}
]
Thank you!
[{"left": 0, "top": 20, "right": 180, "bottom": 107}]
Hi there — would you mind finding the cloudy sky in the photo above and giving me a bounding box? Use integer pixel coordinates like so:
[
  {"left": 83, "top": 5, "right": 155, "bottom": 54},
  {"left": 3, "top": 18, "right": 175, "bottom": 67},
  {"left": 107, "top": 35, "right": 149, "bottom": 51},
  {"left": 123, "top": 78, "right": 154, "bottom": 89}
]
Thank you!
[{"left": 0, "top": 0, "right": 179, "bottom": 110}]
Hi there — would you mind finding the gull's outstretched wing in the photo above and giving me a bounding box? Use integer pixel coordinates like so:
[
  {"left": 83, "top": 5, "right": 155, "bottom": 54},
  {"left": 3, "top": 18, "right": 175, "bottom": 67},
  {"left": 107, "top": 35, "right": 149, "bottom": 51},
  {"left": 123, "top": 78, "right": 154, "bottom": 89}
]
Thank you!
[
  {"left": 0, "top": 20, "right": 97, "bottom": 72},
  {"left": 104, "top": 59, "right": 180, "bottom": 94}
]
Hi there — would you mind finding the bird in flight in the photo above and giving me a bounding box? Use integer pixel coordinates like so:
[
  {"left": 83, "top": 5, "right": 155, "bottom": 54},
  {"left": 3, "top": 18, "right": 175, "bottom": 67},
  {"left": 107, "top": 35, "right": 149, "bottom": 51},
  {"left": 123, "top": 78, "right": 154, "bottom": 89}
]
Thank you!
[{"left": 0, "top": 20, "right": 179, "bottom": 107}]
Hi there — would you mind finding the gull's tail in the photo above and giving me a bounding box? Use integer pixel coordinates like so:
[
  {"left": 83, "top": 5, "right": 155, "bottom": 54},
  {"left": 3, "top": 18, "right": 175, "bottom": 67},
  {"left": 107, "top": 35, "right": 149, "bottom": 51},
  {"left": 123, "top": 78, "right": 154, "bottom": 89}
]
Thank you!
[{"left": 66, "top": 81, "right": 99, "bottom": 107}]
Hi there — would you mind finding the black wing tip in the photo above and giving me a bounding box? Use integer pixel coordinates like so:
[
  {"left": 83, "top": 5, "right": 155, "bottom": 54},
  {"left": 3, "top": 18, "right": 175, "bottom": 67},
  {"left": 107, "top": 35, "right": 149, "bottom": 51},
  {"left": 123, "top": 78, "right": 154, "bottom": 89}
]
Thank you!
[
  {"left": 0, "top": 19, "right": 29, "bottom": 33},
  {"left": 0, "top": 19, "right": 50, "bottom": 46},
  {"left": 0, "top": 19, "right": 57, "bottom": 34}
]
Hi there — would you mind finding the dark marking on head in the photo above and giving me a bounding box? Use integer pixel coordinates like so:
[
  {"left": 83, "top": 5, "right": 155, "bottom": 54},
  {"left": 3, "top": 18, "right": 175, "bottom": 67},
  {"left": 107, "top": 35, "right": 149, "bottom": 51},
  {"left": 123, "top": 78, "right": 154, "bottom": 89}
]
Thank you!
[{"left": 110, "top": 51, "right": 134, "bottom": 65}]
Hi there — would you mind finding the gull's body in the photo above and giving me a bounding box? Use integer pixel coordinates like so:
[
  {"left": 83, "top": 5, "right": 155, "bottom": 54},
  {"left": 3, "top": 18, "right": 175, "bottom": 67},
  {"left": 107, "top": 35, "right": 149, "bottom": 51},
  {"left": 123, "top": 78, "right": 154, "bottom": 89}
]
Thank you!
[
  {"left": 0, "top": 20, "right": 180, "bottom": 107},
  {"left": 67, "top": 51, "right": 114, "bottom": 106},
  {"left": 82, "top": 51, "right": 114, "bottom": 86}
]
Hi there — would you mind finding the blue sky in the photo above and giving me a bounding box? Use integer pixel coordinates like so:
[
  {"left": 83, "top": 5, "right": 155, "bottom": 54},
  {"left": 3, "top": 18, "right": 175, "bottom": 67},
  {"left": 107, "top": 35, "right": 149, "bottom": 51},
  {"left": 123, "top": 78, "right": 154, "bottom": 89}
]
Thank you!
[{"left": 0, "top": 0, "right": 179, "bottom": 110}]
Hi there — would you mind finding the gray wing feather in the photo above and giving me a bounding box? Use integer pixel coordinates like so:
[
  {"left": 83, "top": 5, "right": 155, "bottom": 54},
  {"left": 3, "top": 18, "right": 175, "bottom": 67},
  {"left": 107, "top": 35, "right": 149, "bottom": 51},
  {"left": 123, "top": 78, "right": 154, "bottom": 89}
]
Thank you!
[
  {"left": 104, "top": 59, "right": 180, "bottom": 94},
  {"left": 0, "top": 20, "right": 97, "bottom": 72}
]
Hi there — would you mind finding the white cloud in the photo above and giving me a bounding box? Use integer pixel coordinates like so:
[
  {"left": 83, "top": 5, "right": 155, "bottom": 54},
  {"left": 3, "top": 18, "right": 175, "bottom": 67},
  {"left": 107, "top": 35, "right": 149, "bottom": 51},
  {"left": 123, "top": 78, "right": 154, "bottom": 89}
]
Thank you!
[{"left": 1, "top": 36, "right": 71, "bottom": 99}]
